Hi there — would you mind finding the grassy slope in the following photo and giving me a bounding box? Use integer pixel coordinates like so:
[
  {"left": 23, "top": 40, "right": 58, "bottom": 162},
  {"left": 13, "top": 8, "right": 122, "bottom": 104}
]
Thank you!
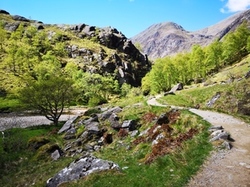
[
  {"left": 1, "top": 55, "right": 249, "bottom": 186},
  {"left": 0, "top": 96, "right": 213, "bottom": 187},
  {"left": 158, "top": 56, "right": 250, "bottom": 122}
]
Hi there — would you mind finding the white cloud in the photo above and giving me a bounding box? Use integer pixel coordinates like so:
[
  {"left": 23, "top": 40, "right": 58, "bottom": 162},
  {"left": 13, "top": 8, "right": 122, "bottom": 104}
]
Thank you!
[{"left": 221, "top": 0, "right": 250, "bottom": 13}]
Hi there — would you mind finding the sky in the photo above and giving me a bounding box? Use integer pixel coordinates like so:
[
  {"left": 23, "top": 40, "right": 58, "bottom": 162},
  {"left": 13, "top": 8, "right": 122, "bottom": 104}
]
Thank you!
[{"left": 1, "top": 0, "right": 250, "bottom": 38}]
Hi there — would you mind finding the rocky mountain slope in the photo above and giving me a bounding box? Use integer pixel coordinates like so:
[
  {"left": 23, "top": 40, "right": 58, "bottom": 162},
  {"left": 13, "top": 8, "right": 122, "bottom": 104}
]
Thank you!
[
  {"left": 132, "top": 9, "right": 250, "bottom": 59},
  {"left": 0, "top": 9, "right": 151, "bottom": 87}
]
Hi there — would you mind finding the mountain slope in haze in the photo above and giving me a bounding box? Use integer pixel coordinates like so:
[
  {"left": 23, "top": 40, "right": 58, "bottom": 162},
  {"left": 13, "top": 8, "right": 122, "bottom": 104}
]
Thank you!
[{"left": 132, "top": 9, "right": 250, "bottom": 59}]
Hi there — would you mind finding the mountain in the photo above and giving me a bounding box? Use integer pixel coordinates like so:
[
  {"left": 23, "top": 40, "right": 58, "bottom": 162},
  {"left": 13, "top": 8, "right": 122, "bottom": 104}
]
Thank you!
[
  {"left": 131, "top": 9, "right": 250, "bottom": 59},
  {"left": 0, "top": 9, "right": 151, "bottom": 87}
]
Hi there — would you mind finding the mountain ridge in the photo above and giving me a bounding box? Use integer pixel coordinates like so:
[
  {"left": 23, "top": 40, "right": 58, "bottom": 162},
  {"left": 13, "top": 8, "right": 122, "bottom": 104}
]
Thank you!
[{"left": 132, "top": 9, "right": 250, "bottom": 59}]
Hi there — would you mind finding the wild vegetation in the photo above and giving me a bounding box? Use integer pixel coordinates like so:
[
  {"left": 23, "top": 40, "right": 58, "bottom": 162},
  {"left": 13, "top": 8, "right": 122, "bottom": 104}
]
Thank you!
[
  {"left": 0, "top": 101, "right": 212, "bottom": 187},
  {"left": 142, "top": 22, "right": 250, "bottom": 94},
  {"left": 0, "top": 11, "right": 250, "bottom": 187}
]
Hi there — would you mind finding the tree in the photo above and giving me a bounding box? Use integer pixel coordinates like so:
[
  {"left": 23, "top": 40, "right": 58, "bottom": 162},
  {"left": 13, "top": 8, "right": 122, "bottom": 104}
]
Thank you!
[
  {"left": 222, "top": 22, "right": 250, "bottom": 65},
  {"left": 19, "top": 76, "right": 74, "bottom": 125}
]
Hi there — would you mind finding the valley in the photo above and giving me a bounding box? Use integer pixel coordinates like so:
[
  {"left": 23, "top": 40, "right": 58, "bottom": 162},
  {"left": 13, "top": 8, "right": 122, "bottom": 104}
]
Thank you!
[{"left": 0, "top": 8, "right": 250, "bottom": 187}]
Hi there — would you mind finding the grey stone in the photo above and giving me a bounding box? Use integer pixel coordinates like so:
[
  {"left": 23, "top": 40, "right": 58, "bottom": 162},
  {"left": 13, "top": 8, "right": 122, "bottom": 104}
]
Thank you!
[
  {"left": 207, "top": 92, "right": 221, "bottom": 107},
  {"left": 58, "top": 115, "right": 79, "bottom": 134},
  {"left": 46, "top": 155, "right": 120, "bottom": 187},
  {"left": 121, "top": 120, "right": 138, "bottom": 131},
  {"left": 12, "top": 15, "right": 30, "bottom": 22},
  {"left": 51, "top": 150, "right": 61, "bottom": 160}
]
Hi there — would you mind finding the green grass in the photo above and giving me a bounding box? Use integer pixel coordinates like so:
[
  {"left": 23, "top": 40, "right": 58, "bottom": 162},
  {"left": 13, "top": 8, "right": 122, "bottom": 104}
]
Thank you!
[
  {"left": 159, "top": 83, "right": 228, "bottom": 108},
  {"left": 159, "top": 78, "right": 250, "bottom": 123},
  {"left": 62, "top": 111, "right": 212, "bottom": 187},
  {"left": 0, "top": 124, "right": 70, "bottom": 187},
  {"left": 207, "top": 56, "right": 250, "bottom": 84},
  {"left": 0, "top": 104, "right": 213, "bottom": 187}
]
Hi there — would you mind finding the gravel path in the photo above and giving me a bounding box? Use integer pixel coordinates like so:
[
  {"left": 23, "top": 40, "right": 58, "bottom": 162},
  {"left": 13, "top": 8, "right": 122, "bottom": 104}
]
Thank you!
[
  {"left": 0, "top": 108, "right": 86, "bottom": 131},
  {"left": 187, "top": 109, "right": 250, "bottom": 187},
  {"left": 147, "top": 96, "right": 250, "bottom": 187}
]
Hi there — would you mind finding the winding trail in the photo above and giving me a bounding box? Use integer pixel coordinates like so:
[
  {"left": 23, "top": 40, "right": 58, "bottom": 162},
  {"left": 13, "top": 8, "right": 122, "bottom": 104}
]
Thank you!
[
  {"left": 147, "top": 96, "right": 250, "bottom": 187},
  {"left": 0, "top": 97, "right": 249, "bottom": 186}
]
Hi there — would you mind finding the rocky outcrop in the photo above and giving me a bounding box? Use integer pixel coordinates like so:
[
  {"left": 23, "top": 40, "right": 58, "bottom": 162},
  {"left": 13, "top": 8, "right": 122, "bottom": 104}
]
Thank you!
[
  {"left": 12, "top": 15, "right": 30, "bottom": 22},
  {"left": 1, "top": 9, "right": 151, "bottom": 87},
  {"left": 46, "top": 155, "right": 120, "bottom": 187},
  {"left": 0, "top": 10, "right": 10, "bottom": 15},
  {"left": 58, "top": 106, "right": 141, "bottom": 157},
  {"left": 132, "top": 9, "right": 250, "bottom": 59},
  {"left": 64, "top": 25, "right": 151, "bottom": 86}
]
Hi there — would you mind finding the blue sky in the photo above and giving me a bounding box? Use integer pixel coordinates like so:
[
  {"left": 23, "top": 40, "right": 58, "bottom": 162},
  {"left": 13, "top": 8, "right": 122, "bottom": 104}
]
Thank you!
[{"left": 1, "top": 0, "right": 250, "bottom": 38}]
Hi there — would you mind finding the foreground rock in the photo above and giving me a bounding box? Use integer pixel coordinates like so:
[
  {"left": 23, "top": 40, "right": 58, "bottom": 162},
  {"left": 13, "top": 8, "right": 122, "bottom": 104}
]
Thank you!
[{"left": 46, "top": 155, "right": 120, "bottom": 187}]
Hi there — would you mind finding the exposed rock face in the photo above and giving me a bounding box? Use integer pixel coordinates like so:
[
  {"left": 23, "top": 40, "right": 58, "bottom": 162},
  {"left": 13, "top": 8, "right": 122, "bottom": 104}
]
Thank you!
[
  {"left": 12, "top": 15, "right": 30, "bottom": 22},
  {"left": 132, "top": 9, "right": 250, "bottom": 59},
  {"left": 46, "top": 155, "right": 120, "bottom": 187}
]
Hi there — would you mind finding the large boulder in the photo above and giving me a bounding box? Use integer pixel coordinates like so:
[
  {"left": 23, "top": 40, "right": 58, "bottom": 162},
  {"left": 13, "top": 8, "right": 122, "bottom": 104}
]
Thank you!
[{"left": 46, "top": 155, "right": 120, "bottom": 187}]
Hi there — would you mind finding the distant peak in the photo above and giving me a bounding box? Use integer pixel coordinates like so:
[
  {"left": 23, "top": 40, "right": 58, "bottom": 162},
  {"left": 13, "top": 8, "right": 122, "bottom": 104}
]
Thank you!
[{"left": 149, "top": 22, "right": 185, "bottom": 31}]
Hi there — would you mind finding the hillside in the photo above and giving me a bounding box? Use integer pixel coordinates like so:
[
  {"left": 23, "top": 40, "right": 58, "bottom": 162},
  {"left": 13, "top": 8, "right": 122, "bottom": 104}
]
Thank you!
[
  {"left": 0, "top": 9, "right": 151, "bottom": 87},
  {"left": 132, "top": 9, "right": 250, "bottom": 59},
  {"left": 0, "top": 8, "right": 250, "bottom": 187}
]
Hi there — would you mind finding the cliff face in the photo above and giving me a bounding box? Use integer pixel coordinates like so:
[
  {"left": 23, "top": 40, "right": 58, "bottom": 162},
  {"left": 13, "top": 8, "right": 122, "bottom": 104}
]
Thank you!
[{"left": 132, "top": 9, "right": 250, "bottom": 59}]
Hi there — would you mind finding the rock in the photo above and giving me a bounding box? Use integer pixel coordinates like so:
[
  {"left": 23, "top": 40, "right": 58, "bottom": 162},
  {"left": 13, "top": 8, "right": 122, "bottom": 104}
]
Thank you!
[
  {"left": 209, "top": 126, "right": 223, "bottom": 131},
  {"left": 245, "top": 70, "right": 250, "bottom": 79},
  {"left": 0, "top": 9, "right": 10, "bottom": 15},
  {"left": 4, "top": 22, "right": 20, "bottom": 32},
  {"left": 98, "top": 106, "right": 122, "bottom": 121},
  {"left": 222, "top": 141, "right": 232, "bottom": 150},
  {"left": 58, "top": 115, "right": 79, "bottom": 134},
  {"left": 130, "top": 130, "right": 139, "bottom": 137},
  {"left": 36, "top": 24, "right": 44, "bottom": 30},
  {"left": 169, "top": 83, "right": 183, "bottom": 93},
  {"left": 46, "top": 155, "right": 120, "bottom": 187},
  {"left": 207, "top": 92, "right": 220, "bottom": 107},
  {"left": 156, "top": 113, "right": 169, "bottom": 125},
  {"left": 210, "top": 131, "right": 230, "bottom": 142},
  {"left": 81, "top": 116, "right": 101, "bottom": 135},
  {"left": 109, "top": 113, "right": 121, "bottom": 130},
  {"left": 12, "top": 15, "right": 30, "bottom": 22},
  {"left": 121, "top": 120, "right": 138, "bottom": 131},
  {"left": 51, "top": 149, "right": 61, "bottom": 160},
  {"left": 210, "top": 130, "right": 224, "bottom": 137}
]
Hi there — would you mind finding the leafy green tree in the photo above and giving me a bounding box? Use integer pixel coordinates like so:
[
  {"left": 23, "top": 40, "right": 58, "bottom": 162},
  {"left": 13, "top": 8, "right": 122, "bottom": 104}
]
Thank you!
[
  {"left": 74, "top": 72, "right": 119, "bottom": 105},
  {"left": 19, "top": 76, "right": 74, "bottom": 125},
  {"left": 204, "top": 40, "right": 223, "bottom": 72},
  {"left": 222, "top": 22, "right": 250, "bottom": 65},
  {"left": 190, "top": 45, "right": 206, "bottom": 80}
]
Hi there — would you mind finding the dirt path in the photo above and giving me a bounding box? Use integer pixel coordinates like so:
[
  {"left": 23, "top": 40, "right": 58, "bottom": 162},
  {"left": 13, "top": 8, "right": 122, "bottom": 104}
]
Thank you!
[{"left": 147, "top": 96, "right": 250, "bottom": 187}]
